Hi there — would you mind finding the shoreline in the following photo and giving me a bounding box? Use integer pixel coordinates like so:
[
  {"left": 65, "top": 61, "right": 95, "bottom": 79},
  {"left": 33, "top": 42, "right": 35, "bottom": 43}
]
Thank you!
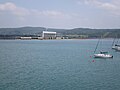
[{"left": 0, "top": 38, "right": 114, "bottom": 40}]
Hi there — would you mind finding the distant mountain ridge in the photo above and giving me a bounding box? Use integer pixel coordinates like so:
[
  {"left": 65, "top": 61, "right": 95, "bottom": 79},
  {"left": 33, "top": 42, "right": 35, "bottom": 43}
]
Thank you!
[
  {"left": 0, "top": 27, "right": 120, "bottom": 38},
  {"left": 0, "top": 27, "right": 45, "bottom": 35}
]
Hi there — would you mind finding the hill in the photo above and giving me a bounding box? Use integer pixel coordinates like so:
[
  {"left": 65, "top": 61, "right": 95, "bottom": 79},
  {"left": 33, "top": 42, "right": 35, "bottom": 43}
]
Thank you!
[
  {"left": 0, "top": 27, "right": 120, "bottom": 38},
  {"left": 64, "top": 28, "right": 120, "bottom": 38}
]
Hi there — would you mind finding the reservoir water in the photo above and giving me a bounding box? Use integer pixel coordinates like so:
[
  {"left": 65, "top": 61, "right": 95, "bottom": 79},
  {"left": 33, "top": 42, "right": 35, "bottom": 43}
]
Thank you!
[{"left": 0, "top": 39, "right": 120, "bottom": 90}]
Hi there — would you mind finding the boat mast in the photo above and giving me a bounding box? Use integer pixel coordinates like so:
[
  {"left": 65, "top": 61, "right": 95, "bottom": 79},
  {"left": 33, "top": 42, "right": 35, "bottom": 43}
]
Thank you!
[
  {"left": 94, "top": 38, "right": 101, "bottom": 53},
  {"left": 112, "top": 38, "right": 116, "bottom": 47},
  {"left": 111, "top": 34, "right": 118, "bottom": 48},
  {"left": 116, "top": 38, "right": 119, "bottom": 45}
]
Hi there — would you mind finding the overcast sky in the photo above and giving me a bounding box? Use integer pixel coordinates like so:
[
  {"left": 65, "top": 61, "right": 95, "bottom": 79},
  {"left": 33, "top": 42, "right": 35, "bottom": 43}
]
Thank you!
[{"left": 0, "top": 0, "right": 120, "bottom": 29}]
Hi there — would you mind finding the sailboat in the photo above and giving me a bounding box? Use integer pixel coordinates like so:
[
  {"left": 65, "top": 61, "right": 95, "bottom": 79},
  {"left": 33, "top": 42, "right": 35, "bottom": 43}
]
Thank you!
[
  {"left": 94, "top": 51, "right": 113, "bottom": 58},
  {"left": 113, "top": 44, "right": 120, "bottom": 51},
  {"left": 112, "top": 37, "right": 120, "bottom": 51},
  {"left": 94, "top": 37, "right": 113, "bottom": 58}
]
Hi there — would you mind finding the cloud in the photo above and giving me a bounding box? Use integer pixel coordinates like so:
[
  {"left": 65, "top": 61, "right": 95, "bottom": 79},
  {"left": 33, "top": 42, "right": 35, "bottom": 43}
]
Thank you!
[
  {"left": 0, "top": 2, "right": 16, "bottom": 11},
  {"left": 0, "top": 2, "right": 30, "bottom": 17},
  {"left": 0, "top": 2, "right": 72, "bottom": 19},
  {"left": 85, "top": 0, "right": 117, "bottom": 10},
  {"left": 0, "top": 2, "right": 76, "bottom": 28},
  {"left": 78, "top": 0, "right": 120, "bottom": 15},
  {"left": 31, "top": 9, "right": 71, "bottom": 19}
]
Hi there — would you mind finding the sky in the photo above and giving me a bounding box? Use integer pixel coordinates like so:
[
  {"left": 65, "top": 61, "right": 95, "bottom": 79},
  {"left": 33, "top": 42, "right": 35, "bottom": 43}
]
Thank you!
[{"left": 0, "top": 0, "right": 120, "bottom": 29}]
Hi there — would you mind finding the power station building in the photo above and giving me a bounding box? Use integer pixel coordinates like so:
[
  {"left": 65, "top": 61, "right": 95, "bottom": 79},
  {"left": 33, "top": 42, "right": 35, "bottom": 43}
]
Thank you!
[{"left": 42, "top": 31, "right": 57, "bottom": 39}]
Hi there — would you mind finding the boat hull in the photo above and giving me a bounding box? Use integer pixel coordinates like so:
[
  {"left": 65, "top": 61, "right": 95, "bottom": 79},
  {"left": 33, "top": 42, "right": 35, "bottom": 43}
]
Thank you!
[
  {"left": 112, "top": 46, "right": 120, "bottom": 51},
  {"left": 94, "top": 54, "right": 113, "bottom": 58},
  {"left": 112, "top": 46, "right": 117, "bottom": 49},
  {"left": 116, "top": 47, "right": 120, "bottom": 51}
]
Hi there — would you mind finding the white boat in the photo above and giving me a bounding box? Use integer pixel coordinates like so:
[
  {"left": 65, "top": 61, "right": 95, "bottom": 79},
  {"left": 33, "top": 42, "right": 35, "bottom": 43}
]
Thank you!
[
  {"left": 94, "top": 37, "right": 113, "bottom": 58},
  {"left": 115, "top": 46, "right": 120, "bottom": 51},
  {"left": 112, "top": 37, "right": 120, "bottom": 51},
  {"left": 112, "top": 46, "right": 116, "bottom": 49},
  {"left": 112, "top": 44, "right": 120, "bottom": 51},
  {"left": 94, "top": 52, "right": 113, "bottom": 58}
]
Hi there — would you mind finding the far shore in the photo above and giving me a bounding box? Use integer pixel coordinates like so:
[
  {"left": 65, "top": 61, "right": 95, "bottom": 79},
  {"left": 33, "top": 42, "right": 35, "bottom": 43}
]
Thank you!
[{"left": 0, "top": 38, "right": 114, "bottom": 40}]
